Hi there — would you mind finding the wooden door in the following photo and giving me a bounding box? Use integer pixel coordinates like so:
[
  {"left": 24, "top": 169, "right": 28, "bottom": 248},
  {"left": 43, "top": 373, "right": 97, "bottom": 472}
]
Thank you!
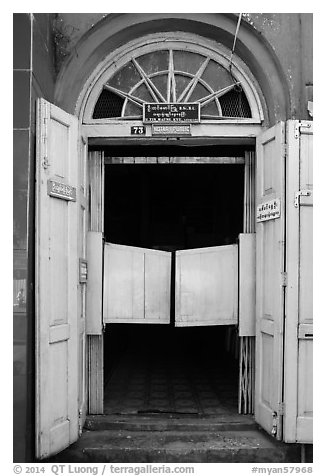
[
  {"left": 36, "top": 99, "right": 81, "bottom": 458},
  {"left": 77, "top": 134, "right": 88, "bottom": 434},
  {"left": 255, "top": 122, "right": 285, "bottom": 440},
  {"left": 175, "top": 245, "right": 238, "bottom": 326},
  {"left": 103, "top": 243, "right": 171, "bottom": 324},
  {"left": 284, "top": 121, "right": 313, "bottom": 443}
]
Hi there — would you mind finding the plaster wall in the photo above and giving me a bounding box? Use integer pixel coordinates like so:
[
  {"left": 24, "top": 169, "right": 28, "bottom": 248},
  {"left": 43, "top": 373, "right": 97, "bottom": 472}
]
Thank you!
[
  {"left": 13, "top": 12, "right": 56, "bottom": 463},
  {"left": 53, "top": 13, "right": 313, "bottom": 122}
]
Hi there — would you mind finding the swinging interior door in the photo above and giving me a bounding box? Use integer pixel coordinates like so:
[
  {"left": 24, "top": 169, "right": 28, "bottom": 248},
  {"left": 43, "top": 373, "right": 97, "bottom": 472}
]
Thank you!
[
  {"left": 36, "top": 99, "right": 81, "bottom": 459},
  {"left": 255, "top": 122, "right": 285, "bottom": 440},
  {"left": 175, "top": 244, "right": 238, "bottom": 326},
  {"left": 103, "top": 243, "right": 171, "bottom": 324}
]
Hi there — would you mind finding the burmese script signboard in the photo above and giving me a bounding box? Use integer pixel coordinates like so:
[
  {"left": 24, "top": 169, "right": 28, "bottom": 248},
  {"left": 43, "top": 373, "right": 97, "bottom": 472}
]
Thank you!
[
  {"left": 47, "top": 179, "right": 77, "bottom": 202},
  {"left": 143, "top": 103, "right": 200, "bottom": 123},
  {"left": 256, "top": 198, "right": 281, "bottom": 222}
]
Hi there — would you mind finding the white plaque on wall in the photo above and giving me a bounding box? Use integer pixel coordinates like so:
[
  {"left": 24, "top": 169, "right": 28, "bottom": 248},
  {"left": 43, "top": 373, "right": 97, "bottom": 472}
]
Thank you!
[{"left": 256, "top": 198, "right": 281, "bottom": 222}]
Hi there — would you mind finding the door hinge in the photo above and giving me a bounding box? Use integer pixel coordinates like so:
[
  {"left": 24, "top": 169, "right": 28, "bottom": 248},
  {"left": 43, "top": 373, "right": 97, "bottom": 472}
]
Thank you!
[
  {"left": 281, "top": 272, "right": 287, "bottom": 287},
  {"left": 294, "top": 189, "right": 312, "bottom": 208},
  {"left": 271, "top": 405, "right": 284, "bottom": 437},
  {"left": 278, "top": 401, "right": 285, "bottom": 416},
  {"left": 78, "top": 409, "right": 83, "bottom": 436},
  {"left": 271, "top": 411, "right": 278, "bottom": 436},
  {"left": 42, "top": 157, "right": 50, "bottom": 169},
  {"left": 42, "top": 115, "right": 49, "bottom": 169}
]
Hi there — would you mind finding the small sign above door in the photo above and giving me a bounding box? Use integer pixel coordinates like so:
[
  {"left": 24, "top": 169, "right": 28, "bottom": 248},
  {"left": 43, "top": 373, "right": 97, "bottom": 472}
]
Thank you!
[
  {"left": 256, "top": 198, "right": 281, "bottom": 222},
  {"left": 47, "top": 179, "right": 76, "bottom": 202},
  {"left": 143, "top": 103, "right": 200, "bottom": 123},
  {"left": 152, "top": 124, "right": 191, "bottom": 136}
]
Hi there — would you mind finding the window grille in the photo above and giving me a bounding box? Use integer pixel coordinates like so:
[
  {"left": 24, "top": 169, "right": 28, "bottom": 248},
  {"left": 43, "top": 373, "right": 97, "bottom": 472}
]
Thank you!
[
  {"left": 93, "top": 89, "right": 125, "bottom": 119},
  {"left": 219, "top": 87, "right": 251, "bottom": 118},
  {"left": 92, "top": 48, "right": 252, "bottom": 120}
]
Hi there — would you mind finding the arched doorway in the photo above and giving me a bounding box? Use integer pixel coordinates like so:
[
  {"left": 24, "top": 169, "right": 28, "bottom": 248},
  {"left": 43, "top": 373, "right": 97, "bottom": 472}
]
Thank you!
[
  {"left": 80, "top": 31, "right": 262, "bottom": 419},
  {"left": 36, "top": 14, "right": 307, "bottom": 460}
]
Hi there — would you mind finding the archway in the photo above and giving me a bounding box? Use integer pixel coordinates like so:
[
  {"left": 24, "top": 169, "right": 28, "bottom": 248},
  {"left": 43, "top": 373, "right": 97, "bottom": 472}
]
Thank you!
[
  {"left": 54, "top": 13, "right": 290, "bottom": 125},
  {"left": 56, "top": 14, "right": 279, "bottom": 417}
]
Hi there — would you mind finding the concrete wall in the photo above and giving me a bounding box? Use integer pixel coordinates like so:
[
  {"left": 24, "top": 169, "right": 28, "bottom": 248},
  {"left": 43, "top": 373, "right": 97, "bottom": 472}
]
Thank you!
[
  {"left": 13, "top": 13, "right": 56, "bottom": 462},
  {"left": 242, "top": 13, "right": 313, "bottom": 120}
]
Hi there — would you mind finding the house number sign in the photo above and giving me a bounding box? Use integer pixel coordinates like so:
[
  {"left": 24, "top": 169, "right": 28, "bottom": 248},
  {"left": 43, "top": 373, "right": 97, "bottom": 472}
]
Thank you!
[
  {"left": 143, "top": 103, "right": 200, "bottom": 123},
  {"left": 47, "top": 179, "right": 76, "bottom": 202},
  {"left": 256, "top": 198, "right": 281, "bottom": 222}
]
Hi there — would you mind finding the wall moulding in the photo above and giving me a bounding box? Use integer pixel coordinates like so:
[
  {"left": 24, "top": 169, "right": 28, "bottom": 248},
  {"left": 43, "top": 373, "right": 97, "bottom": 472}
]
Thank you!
[{"left": 54, "top": 14, "right": 290, "bottom": 125}]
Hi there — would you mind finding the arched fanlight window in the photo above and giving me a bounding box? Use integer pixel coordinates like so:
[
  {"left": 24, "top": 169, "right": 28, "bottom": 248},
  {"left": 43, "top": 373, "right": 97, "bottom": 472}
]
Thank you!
[{"left": 92, "top": 48, "right": 252, "bottom": 120}]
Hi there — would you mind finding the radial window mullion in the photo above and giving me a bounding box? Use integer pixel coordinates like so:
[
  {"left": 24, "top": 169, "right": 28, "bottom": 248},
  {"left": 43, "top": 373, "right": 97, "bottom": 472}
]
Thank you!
[
  {"left": 132, "top": 58, "right": 165, "bottom": 103},
  {"left": 180, "top": 57, "right": 210, "bottom": 103},
  {"left": 199, "top": 82, "right": 241, "bottom": 107},
  {"left": 215, "top": 97, "right": 222, "bottom": 116},
  {"left": 104, "top": 84, "right": 145, "bottom": 107},
  {"left": 167, "top": 50, "right": 177, "bottom": 102}
]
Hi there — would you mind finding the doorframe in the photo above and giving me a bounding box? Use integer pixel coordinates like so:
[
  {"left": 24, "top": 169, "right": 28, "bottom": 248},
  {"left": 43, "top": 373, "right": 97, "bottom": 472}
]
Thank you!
[
  {"left": 84, "top": 122, "right": 262, "bottom": 416},
  {"left": 84, "top": 122, "right": 262, "bottom": 147}
]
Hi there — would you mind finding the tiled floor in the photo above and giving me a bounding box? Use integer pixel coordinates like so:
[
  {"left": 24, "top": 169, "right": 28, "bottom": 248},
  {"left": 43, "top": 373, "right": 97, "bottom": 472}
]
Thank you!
[{"left": 104, "top": 346, "right": 238, "bottom": 415}]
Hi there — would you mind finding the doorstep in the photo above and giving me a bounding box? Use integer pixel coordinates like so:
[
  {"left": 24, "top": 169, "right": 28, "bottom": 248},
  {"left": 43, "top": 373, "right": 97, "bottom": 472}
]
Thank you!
[{"left": 45, "top": 414, "right": 303, "bottom": 463}]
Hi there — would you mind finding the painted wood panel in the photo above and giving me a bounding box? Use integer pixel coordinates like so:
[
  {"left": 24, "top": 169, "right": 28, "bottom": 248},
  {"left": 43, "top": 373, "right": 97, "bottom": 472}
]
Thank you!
[
  {"left": 88, "top": 335, "right": 104, "bottom": 414},
  {"left": 255, "top": 122, "right": 285, "bottom": 440},
  {"left": 175, "top": 245, "right": 238, "bottom": 327},
  {"left": 77, "top": 135, "right": 88, "bottom": 431},
  {"left": 87, "top": 151, "right": 104, "bottom": 414},
  {"left": 103, "top": 243, "right": 171, "bottom": 324},
  {"left": 36, "top": 99, "right": 79, "bottom": 459},
  {"left": 86, "top": 232, "right": 103, "bottom": 334},
  {"left": 239, "top": 233, "right": 256, "bottom": 336},
  {"left": 284, "top": 121, "right": 313, "bottom": 443}
]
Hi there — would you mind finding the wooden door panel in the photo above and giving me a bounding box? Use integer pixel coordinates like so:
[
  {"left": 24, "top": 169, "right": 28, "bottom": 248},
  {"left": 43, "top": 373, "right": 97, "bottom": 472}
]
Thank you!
[
  {"left": 103, "top": 243, "right": 171, "bottom": 324},
  {"left": 145, "top": 252, "right": 171, "bottom": 320},
  {"left": 77, "top": 135, "right": 88, "bottom": 432},
  {"left": 238, "top": 233, "right": 256, "bottom": 336},
  {"left": 36, "top": 99, "right": 80, "bottom": 458},
  {"left": 284, "top": 121, "right": 313, "bottom": 443},
  {"left": 255, "top": 122, "right": 285, "bottom": 440},
  {"left": 175, "top": 245, "right": 238, "bottom": 327}
]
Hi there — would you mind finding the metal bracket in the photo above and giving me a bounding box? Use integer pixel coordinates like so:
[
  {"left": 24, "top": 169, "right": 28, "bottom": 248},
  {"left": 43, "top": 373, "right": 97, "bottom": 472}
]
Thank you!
[
  {"left": 79, "top": 258, "right": 88, "bottom": 283},
  {"left": 41, "top": 108, "right": 49, "bottom": 169},
  {"left": 294, "top": 121, "right": 312, "bottom": 139},
  {"left": 294, "top": 190, "right": 312, "bottom": 208},
  {"left": 294, "top": 122, "right": 302, "bottom": 139}
]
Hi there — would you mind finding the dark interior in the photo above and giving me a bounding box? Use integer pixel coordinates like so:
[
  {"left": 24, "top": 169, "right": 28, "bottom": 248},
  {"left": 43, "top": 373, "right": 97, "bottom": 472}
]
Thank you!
[
  {"left": 104, "top": 163, "right": 244, "bottom": 250},
  {"left": 103, "top": 324, "right": 239, "bottom": 415},
  {"left": 103, "top": 150, "right": 244, "bottom": 415}
]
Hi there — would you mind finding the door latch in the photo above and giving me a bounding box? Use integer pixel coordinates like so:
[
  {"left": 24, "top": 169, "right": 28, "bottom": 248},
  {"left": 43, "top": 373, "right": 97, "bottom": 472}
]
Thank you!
[
  {"left": 294, "top": 190, "right": 312, "bottom": 208},
  {"left": 294, "top": 121, "right": 312, "bottom": 139}
]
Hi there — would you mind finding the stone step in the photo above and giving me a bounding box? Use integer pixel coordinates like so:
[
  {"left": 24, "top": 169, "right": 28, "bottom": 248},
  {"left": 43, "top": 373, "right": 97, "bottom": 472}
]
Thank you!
[
  {"left": 85, "top": 414, "right": 257, "bottom": 432},
  {"left": 47, "top": 428, "right": 301, "bottom": 463}
]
